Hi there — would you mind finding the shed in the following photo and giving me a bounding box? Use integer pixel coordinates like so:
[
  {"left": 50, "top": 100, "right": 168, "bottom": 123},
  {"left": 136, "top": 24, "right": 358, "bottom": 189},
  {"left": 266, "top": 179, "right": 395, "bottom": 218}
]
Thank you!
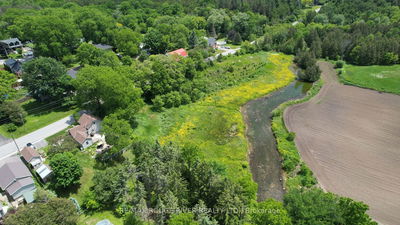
[{"left": 35, "top": 164, "right": 52, "bottom": 182}]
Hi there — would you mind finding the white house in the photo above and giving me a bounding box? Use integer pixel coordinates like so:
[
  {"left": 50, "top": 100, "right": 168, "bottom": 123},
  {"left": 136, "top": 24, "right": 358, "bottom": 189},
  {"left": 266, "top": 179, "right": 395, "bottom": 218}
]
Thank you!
[{"left": 69, "top": 113, "right": 101, "bottom": 149}]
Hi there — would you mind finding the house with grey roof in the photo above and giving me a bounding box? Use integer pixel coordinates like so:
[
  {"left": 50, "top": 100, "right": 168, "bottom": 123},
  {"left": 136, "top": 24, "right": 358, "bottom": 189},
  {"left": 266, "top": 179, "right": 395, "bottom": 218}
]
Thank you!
[
  {"left": 4, "top": 58, "right": 23, "bottom": 75},
  {"left": 67, "top": 66, "right": 81, "bottom": 79},
  {"left": 0, "top": 156, "right": 36, "bottom": 203},
  {"left": 208, "top": 37, "right": 217, "bottom": 48},
  {"left": 93, "top": 44, "right": 113, "bottom": 51},
  {"left": 0, "top": 38, "right": 23, "bottom": 56}
]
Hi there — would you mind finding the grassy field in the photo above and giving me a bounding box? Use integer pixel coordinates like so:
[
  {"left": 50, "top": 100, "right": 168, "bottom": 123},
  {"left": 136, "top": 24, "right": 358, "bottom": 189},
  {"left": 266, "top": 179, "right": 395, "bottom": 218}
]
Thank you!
[
  {"left": 0, "top": 99, "right": 76, "bottom": 138},
  {"left": 341, "top": 64, "right": 400, "bottom": 94},
  {"left": 134, "top": 52, "right": 296, "bottom": 196}
]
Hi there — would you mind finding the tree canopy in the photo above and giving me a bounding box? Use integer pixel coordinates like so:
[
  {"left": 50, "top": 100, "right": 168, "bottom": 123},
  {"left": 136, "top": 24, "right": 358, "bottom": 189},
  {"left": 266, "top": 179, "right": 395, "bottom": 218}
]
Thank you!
[
  {"left": 49, "top": 152, "right": 83, "bottom": 189},
  {"left": 73, "top": 65, "right": 143, "bottom": 116},
  {"left": 4, "top": 198, "right": 78, "bottom": 225},
  {"left": 22, "top": 57, "right": 72, "bottom": 102}
]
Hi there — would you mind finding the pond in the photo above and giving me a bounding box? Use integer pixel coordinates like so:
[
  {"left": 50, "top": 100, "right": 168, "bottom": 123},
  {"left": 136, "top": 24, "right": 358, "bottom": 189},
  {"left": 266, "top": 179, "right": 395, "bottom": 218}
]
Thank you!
[{"left": 242, "top": 80, "right": 311, "bottom": 201}]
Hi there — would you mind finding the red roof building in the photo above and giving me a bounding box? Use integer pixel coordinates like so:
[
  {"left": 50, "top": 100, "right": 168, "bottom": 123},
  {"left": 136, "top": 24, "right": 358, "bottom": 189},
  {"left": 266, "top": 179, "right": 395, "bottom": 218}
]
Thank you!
[{"left": 167, "top": 48, "right": 188, "bottom": 57}]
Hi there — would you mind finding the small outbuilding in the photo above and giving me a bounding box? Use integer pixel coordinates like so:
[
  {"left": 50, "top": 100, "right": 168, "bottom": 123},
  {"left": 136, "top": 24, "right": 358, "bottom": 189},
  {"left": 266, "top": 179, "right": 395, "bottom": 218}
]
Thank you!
[{"left": 35, "top": 164, "right": 52, "bottom": 182}]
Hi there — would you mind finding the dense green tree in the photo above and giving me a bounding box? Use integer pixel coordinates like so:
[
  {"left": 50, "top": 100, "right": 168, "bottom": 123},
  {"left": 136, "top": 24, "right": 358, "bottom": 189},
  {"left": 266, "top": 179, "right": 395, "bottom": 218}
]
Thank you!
[
  {"left": 4, "top": 198, "right": 78, "bottom": 225},
  {"left": 22, "top": 57, "right": 72, "bottom": 102},
  {"left": 114, "top": 28, "right": 142, "bottom": 57},
  {"left": 144, "top": 28, "right": 168, "bottom": 54},
  {"left": 188, "top": 31, "right": 199, "bottom": 49},
  {"left": 102, "top": 113, "right": 133, "bottom": 153},
  {"left": 284, "top": 189, "right": 377, "bottom": 225},
  {"left": 250, "top": 199, "right": 292, "bottom": 225},
  {"left": 76, "top": 42, "right": 103, "bottom": 66},
  {"left": 49, "top": 152, "right": 83, "bottom": 189},
  {"left": 74, "top": 66, "right": 143, "bottom": 116},
  {"left": 0, "top": 71, "right": 16, "bottom": 102},
  {"left": 168, "top": 213, "right": 199, "bottom": 225},
  {"left": 91, "top": 166, "right": 129, "bottom": 207},
  {"left": 302, "top": 64, "right": 321, "bottom": 82},
  {"left": 0, "top": 101, "right": 26, "bottom": 126},
  {"left": 75, "top": 7, "right": 116, "bottom": 44},
  {"left": 27, "top": 13, "right": 82, "bottom": 59},
  {"left": 124, "top": 213, "right": 145, "bottom": 225}
]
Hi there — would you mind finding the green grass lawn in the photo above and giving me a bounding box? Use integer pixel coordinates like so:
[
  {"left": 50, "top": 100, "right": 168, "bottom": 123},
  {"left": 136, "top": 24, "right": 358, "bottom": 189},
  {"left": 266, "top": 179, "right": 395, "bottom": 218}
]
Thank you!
[
  {"left": 0, "top": 99, "right": 77, "bottom": 138},
  {"left": 341, "top": 64, "right": 400, "bottom": 94},
  {"left": 133, "top": 52, "right": 296, "bottom": 197}
]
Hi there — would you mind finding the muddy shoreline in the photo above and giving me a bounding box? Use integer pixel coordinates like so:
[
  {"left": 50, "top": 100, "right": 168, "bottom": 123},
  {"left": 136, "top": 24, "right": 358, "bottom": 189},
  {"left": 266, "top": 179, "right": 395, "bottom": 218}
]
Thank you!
[{"left": 242, "top": 81, "right": 311, "bottom": 201}]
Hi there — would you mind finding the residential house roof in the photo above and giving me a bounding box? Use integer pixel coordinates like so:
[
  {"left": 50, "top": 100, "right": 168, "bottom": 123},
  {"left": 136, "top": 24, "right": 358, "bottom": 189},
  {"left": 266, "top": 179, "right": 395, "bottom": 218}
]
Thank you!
[
  {"left": 93, "top": 44, "right": 113, "bottom": 50},
  {"left": 69, "top": 125, "right": 88, "bottom": 144},
  {"left": 20, "top": 146, "right": 40, "bottom": 163},
  {"left": 208, "top": 37, "right": 216, "bottom": 47},
  {"left": 78, "top": 113, "right": 100, "bottom": 129},
  {"left": 36, "top": 164, "right": 52, "bottom": 180},
  {"left": 167, "top": 48, "right": 188, "bottom": 57},
  {"left": 4, "top": 58, "right": 22, "bottom": 74},
  {"left": 0, "top": 38, "right": 22, "bottom": 46},
  {"left": 67, "top": 66, "right": 81, "bottom": 79},
  {"left": 0, "top": 156, "right": 34, "bottom": 196}
]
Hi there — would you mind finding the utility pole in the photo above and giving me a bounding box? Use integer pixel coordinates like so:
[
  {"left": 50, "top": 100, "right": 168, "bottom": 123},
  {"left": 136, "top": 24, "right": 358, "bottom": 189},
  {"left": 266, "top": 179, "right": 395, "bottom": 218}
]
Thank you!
[{"left": 11, "top": 134, "right": 21, "bottom": 153}]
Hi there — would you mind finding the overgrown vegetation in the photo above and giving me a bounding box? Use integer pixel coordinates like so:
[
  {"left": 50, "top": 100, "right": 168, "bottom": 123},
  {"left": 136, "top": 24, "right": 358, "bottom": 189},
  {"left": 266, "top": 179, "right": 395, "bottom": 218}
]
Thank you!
[{"left": 271, "top": 80, "right": 322, "bottom": 188}]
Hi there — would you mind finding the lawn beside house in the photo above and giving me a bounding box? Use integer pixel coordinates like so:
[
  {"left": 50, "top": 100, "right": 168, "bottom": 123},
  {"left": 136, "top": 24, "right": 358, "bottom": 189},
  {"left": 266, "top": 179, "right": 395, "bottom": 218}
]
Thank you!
[
  {"left": 0, "top": 99, "right": 77, "bottom": 138},
  {"left": 340, "top": 64, "right": 400, "bottom": 94}
]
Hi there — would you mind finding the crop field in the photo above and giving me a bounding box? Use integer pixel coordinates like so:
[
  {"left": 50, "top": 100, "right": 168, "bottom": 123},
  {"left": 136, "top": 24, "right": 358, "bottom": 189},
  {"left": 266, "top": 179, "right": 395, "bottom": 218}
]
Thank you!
[
  {"left": 285, "top": 62, "right": 400, "bottom": 225},
  {"left": 134, "top": 52, "right": 296, "bottom": 196},
  {"left": 341, "top": 64, "right": 400, "bottom": 94}
]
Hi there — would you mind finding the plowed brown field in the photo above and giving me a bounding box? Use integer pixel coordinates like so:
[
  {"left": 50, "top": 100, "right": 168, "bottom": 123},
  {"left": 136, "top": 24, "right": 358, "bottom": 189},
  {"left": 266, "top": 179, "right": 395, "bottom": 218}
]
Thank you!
[{"left": 284, "top": 62, "right": 400, "bottom": 225}]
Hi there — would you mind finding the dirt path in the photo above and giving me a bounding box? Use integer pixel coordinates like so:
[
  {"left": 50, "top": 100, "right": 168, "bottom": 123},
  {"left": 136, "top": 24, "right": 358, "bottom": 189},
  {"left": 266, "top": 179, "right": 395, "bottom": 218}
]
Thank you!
[{"left": 284, "top": 62, "right": 400, "bottom": 225}]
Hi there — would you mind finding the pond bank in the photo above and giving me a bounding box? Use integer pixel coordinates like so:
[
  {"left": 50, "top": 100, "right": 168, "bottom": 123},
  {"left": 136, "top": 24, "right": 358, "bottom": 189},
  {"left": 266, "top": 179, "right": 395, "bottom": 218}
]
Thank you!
[{"left": 242, "top": 80, "right": 311, "bottom": 201}]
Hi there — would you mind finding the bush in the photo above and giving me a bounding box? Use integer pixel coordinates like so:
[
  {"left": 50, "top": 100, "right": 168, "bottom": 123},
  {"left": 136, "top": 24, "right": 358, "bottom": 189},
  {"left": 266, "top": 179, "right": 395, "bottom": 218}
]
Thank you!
[
  {"left": 82, "top": 191, "right": 100, "bottom": 211},
  {"left": 0, "top": 101, "right": 27, "bottom": 126},
  {"left": 6, "top": 123, "right": 17, "bottom": 132},
  {"left": 152, "top": 95, "right": 165, "bottom": 112},
  {"left": 301, "top": 64, "right": 321, "bottom": 82},
  {"left": 62, "top": 54, "right": 76, "bottom": 67},
  {"left": 286, "top": 132, "right": 295, "bottom": 141},
  {"left": 335, "top": 60, "right": 345, "bottom": 68},
  {"left": 49, "top": 152, "right": 83, "bottom": 189}
]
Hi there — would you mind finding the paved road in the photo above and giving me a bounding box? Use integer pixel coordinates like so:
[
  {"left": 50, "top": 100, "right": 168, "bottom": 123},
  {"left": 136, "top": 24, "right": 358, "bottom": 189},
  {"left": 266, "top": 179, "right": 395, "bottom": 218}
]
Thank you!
[{"left": 0, "top": 115, "right": 74, "bottom": 160}]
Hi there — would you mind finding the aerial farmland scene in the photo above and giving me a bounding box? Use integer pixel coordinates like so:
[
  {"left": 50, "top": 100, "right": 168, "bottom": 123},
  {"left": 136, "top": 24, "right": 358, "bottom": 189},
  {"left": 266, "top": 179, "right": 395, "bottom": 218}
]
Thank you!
[{"left": 0, "top": 0, "right": 399, "bottom": 225}]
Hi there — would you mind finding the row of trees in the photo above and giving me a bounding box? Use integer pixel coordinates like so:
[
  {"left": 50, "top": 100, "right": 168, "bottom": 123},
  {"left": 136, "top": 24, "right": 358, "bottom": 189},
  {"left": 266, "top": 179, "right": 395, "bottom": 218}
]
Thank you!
[
  {"left": 0, "top": 0, "right": 299, "bottom": 60},
  {"left": 259, "top": 21, "right": 400, "bottom": 65}
]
